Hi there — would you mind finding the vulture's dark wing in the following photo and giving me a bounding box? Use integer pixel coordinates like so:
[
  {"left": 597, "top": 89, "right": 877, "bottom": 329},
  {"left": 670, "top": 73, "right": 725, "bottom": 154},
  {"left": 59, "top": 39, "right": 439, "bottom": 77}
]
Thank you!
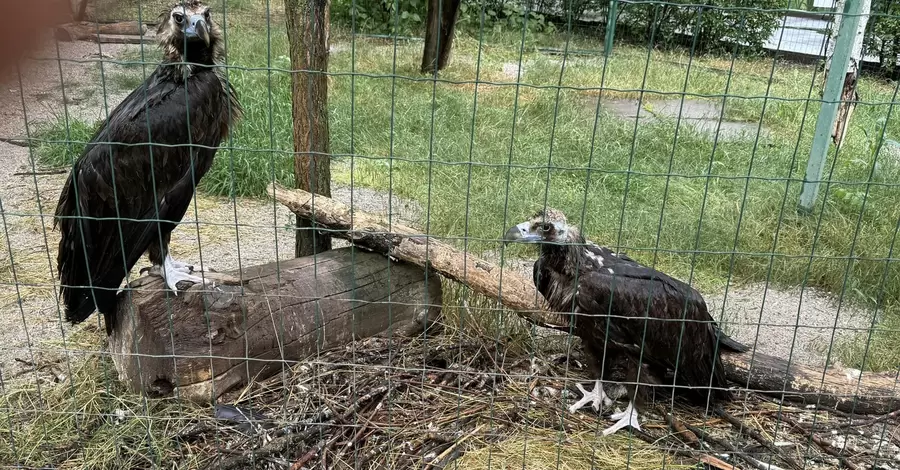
[
  {"left": 572, "top": 249, "right": 720, "bottom": 377},
  {"left": 56, "top": 68, "right": 227, "bottom": 327}
]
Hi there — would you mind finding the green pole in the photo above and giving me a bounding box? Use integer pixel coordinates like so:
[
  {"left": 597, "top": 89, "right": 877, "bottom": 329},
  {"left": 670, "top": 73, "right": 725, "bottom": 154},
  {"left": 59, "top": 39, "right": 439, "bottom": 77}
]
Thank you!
[
  {"left": 798, "top": 0, "right": 864, "bottom": 214},
  {"left": 604, "top": 0, "right": 618, "bottom": 58}
]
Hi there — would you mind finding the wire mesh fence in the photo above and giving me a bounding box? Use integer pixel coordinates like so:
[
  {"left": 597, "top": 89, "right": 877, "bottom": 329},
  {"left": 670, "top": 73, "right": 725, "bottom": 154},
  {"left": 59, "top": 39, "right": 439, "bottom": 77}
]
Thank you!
[{"left": 1, "top": 0, "right": 900, "bottom": 468}]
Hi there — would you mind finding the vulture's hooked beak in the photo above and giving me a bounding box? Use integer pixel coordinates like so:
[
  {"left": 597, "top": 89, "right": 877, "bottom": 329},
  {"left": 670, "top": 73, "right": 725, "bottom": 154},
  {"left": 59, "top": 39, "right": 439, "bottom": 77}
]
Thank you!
[
  {"left": 185, "top": 15, "right": 210, "bottom": 46},
  {"left": 503, "top": 222, "right": 541, "bottom": 245}
]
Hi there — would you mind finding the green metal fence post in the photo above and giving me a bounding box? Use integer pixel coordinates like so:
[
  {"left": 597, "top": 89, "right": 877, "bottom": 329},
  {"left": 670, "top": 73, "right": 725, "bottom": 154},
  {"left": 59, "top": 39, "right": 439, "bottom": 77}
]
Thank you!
[
  {"left": 604, "top": 0, "right": 618, "bottom": 58},
  {"left": 798, "top": 0, "right": 865, "bottom": 214}
]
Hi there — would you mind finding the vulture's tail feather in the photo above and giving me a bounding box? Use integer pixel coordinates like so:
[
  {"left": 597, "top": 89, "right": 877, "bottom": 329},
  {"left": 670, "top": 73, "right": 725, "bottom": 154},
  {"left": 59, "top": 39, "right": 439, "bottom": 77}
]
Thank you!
[
  {"left": 56, "top": 181, "right": 120, "bottom": 335},
  {"left": 716, "top": 329, "right": 750, "bottom": 353},
  {"left": 57, "top": 226, "right": 120, "bottom": 335}
]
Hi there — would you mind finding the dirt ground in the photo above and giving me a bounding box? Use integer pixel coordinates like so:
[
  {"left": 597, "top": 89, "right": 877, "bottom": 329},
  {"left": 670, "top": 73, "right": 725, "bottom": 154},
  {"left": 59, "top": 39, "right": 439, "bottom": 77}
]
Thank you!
[{"left": 0, "top": 34, "right": 876, "bottom": 386}]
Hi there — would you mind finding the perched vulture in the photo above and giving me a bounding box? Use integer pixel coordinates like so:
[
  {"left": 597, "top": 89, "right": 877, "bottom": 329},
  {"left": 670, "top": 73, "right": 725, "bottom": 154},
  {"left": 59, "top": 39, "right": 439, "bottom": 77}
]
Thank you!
[
  {"left": 54, "top": 0, "right": 241, "bottom": 334},
  {"left": 504, "top": 209, "right": 748, "bottom": 436}
]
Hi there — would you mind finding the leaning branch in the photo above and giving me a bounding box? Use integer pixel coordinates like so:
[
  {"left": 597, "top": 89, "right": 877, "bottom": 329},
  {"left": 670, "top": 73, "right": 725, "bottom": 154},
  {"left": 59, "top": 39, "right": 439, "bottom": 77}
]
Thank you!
[
  {"left": 268, "top": 183, "right": 900, "bottom": 415},
  {"left": 268, "top": 182, "right": 569, "bottom": 332}
]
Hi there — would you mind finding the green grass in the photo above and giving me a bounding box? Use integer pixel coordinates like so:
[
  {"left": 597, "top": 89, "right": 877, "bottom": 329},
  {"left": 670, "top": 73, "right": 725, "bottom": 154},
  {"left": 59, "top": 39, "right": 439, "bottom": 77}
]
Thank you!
[
  {"left": 32, "top": 18, "right": 900, "bottom": 371},
  {"left": 0, "top": 327, "right": 206, "bottom": 469}
]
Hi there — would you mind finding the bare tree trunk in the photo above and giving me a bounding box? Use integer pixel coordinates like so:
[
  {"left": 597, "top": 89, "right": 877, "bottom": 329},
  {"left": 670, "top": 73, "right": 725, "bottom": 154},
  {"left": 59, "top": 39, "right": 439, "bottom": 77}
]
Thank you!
[
  {"left": 421, "top": 0, "right": 462, "bottom": 74},
  {"left": 73, "top": 0, "right": 90, "bottom": 21},
  {"left": 285, "top": 0, "right": 332, "bottom": 257},
  {"left": 268, "top": 183, "right": 900, "bottom": 415},
  {"left": 108, "top": 248, "right": 442, "bottom": 403}
]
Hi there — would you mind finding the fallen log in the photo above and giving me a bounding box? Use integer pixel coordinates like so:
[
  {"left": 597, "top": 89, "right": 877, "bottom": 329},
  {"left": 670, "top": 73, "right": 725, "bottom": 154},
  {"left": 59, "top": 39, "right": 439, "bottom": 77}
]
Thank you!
[
  {"left": 54, "top": 21, "right": 148, "bottom": 42},
  {"left": 90, "top": 34, "right": 154, "bottom": 45},
  {"left": 108, "top": 247, "right": 442, "bottom": 403},
  {"left": 268, "top": 183, "right": 900, "bottom": 415}
]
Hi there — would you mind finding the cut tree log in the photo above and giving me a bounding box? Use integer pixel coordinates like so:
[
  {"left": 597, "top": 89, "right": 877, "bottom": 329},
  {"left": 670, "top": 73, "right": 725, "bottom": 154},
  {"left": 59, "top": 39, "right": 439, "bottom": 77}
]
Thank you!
[
  {"left": 108, "top": 248, "right": 442, "bottom": 403},
  {"left": 268, "top": 182, "right": 900, "bottom": 415},
  {"left": 54, "top": 21, "right": 148, "bottom": 42}
]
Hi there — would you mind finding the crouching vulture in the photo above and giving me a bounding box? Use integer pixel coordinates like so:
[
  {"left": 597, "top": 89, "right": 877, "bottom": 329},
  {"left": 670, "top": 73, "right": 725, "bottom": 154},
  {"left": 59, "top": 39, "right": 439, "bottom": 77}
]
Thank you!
[
  {"left": 504, "top": 209, "right": 748, "bottom": 436},
  {"left": 54, "top": 0, "right": 241, "bottom": 334}
]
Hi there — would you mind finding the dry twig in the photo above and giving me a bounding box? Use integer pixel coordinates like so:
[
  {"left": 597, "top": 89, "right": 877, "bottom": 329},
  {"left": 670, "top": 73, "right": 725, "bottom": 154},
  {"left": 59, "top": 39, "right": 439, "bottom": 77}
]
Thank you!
[
  {"left": 781, "top": 414, "right": 863, "bottom": 470},
  {"left": 716, "top": 408, "right": 803, "bottom": 470},
  {"left": 664, "top": 412, "right": 699, "bottom": 447}
]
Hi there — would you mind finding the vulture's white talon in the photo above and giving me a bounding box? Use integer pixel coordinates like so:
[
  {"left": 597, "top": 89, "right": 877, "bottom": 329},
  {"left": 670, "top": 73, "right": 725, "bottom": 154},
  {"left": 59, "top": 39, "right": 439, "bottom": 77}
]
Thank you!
[
  {"left": 602, "top": 401, "right": 640, "bottom": 436},
  {"left": 165, "top": 255, "right": 197, "bottom": 273},
  {"left": 568, "top": 380, "right": 611, "bottom": 413},
  {"left": 162, "top": 256, "right": 208, "bottom": 293}
]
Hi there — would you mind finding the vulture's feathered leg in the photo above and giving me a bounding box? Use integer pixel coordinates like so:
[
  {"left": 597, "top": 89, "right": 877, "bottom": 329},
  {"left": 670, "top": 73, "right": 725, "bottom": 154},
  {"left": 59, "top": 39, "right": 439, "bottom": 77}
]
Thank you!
[
  {"left": 599, "top": 356, "right": 661, "bottom": 436},
  {"left": 569, "top": 343, "right": 629, "bottom": 414}
]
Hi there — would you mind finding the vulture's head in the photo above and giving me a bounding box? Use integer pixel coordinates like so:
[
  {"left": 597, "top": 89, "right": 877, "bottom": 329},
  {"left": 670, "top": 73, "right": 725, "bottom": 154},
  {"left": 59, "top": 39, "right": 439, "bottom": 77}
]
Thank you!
[
  {"left": 503, "top": 208, "right": 575, "bottom": 245},
  {"left": 156, "top": 1, "right": 222, "bottom": 64}
]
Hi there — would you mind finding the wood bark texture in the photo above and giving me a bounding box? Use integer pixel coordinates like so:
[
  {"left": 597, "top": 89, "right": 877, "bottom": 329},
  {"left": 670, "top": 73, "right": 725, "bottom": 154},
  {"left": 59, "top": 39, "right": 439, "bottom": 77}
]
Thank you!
[
  {"left": 54, "top": 21, "right": 148, "bottom": 41},
  {"left": 108, "top": 248, "right": 442, "bottom": 403},
  {"left": 284, "top": 0, "right": 333, "bottom": 257},
  {"left": 268, "top": 183, "right": 900, "bottom": 415},
  {"left": 420, "top": 0, "right": 462, "bottom": 74}
]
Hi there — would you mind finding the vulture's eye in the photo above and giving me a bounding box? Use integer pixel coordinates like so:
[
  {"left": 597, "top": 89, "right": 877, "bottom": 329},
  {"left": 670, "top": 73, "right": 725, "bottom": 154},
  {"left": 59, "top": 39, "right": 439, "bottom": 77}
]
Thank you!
[
  {"left": 173, "top": 12, "right": 185, "bottom": 23},
  {"left": 204, "top": 9, "right": 211, "bottom": 20},
  {"left": 540, "top": 223, "right": 553, "bottom": 232}
]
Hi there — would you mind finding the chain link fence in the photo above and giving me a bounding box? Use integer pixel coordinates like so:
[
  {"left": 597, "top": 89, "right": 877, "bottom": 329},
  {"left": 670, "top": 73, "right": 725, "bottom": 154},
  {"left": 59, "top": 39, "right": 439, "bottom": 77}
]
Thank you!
[{"left": 1, "top": 0, "right": 899, "bottom": 468}]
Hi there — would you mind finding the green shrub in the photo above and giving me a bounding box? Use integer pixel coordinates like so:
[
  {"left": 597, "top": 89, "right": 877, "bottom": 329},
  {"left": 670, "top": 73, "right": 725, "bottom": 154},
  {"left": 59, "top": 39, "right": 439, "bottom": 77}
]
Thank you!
[
  {"left": 865, "top": 0, "right": 900, "bottom": 76},
  {"left": 331, "top": 0, "right": 554, "bottom": 36},
  {"left": 331, "top": 0, "right": 428, "bottom": 35},
  {"left": 617, "top": 0, "right": 782, "bottom": 54}
]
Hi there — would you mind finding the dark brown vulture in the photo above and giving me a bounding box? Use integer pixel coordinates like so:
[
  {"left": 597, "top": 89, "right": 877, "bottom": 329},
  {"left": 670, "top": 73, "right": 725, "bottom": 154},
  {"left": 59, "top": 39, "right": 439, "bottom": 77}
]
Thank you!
[
  {"left": 504, "top": 208, "right": 748, "bottom": 436},
  {"left": 53, "top": 0, "right": 241, "bottom": 335}
]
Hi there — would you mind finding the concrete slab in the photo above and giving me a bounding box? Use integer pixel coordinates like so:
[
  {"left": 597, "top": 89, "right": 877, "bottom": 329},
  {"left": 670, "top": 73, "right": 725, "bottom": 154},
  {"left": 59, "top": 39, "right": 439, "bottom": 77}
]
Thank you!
[{"left": 598, "top": 98, "right": 770, "bottom": 141}]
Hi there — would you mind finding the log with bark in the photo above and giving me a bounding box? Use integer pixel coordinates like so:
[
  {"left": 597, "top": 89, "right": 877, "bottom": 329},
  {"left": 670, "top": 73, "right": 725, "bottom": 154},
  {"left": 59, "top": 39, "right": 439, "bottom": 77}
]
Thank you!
[
  {"left": 267, "top": 182, "right": 900, "bottom": 415},
  {"left": 108, "top": 248, "right": 442, "bottom": 403}
]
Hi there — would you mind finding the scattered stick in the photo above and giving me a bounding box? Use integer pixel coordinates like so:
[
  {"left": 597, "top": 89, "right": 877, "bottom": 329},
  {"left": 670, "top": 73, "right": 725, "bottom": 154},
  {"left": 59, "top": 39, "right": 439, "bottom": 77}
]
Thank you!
[
  {"left": 330, "top": 408, "right": 376, "bottom": 464},
  {"left": 290, "top": 431, "right": 344, "bottom": 470},
  {"left": 682, "top": 421, "right": 778, "bottom": 470},
  {"left": 781, "top": 414, "right": 863, "bottom": 470},
  {"left": 715, "top": 408, "right": 803, "bottom": 470},
  {"left": 0, "top": 137, "right": 30, "bottom": 147},
  {"left": 424, "top": 423, "right": 484, "bottom": 470},
  {"left": 664, "top": 412, "right": 699, "bottom": 447},
  {"left": 699, "top": 454, "right": 742, "bottom": 470},
  {"left": 217, "top": 383, "right": 397, "bottom": 470},
  {"left": 629, "top": 427, "right": 741, "bottom": 468},
  {"left": 840, "top": 407, "right": 900, "bottom": 429},
  {"left": 13, "top": 169, "right": 68, "bottom": 176}
]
